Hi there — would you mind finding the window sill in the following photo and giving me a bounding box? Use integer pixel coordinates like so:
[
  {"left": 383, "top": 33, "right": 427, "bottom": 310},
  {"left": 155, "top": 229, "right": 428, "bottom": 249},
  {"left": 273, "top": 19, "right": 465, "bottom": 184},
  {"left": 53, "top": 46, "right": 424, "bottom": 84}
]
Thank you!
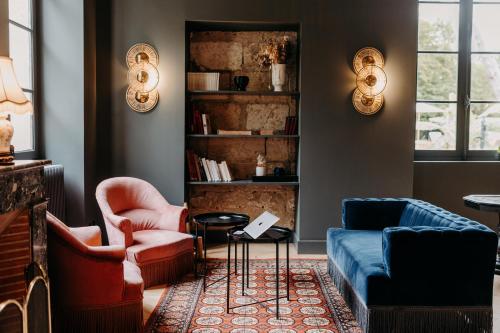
[{"left": 414, "top": 160, "right": 500, "bottom": 164}]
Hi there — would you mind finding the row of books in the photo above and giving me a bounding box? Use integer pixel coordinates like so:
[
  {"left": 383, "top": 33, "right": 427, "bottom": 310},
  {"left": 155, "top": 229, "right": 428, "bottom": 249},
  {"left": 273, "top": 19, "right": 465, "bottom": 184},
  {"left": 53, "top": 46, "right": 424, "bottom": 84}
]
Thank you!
[
  {"left": 186, "top": 150, "right": 233, "bottom": 182},
  {"left": 190, "top": 110, "right": 212, "bottom": 134},
  {"left": 284, "top": 116, "right": 298, "bottom": 135}
]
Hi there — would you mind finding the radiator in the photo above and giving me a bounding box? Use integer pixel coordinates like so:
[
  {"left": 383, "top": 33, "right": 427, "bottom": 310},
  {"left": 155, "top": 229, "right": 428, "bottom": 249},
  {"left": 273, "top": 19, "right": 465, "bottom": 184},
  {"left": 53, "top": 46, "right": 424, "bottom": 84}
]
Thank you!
[{"left": 44, "top": 165, "right": 65, "bottom": 221}]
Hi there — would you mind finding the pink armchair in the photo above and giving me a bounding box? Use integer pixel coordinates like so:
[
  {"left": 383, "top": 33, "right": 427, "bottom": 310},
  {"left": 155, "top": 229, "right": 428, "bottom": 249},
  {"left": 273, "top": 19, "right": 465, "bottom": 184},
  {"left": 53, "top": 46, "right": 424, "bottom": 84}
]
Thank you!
[
  {"left": 96, "top": 177, "right": 193, "bottom": 287},
  {"left": 46, "top": 213, "right": 144, "bottom": 333}
]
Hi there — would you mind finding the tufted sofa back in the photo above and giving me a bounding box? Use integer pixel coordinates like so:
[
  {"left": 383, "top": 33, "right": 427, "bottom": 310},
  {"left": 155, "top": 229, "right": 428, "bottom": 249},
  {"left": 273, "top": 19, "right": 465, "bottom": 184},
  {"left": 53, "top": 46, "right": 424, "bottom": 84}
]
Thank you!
[{"left": 399, "top": 199, "right": 491, "bottom": 231}]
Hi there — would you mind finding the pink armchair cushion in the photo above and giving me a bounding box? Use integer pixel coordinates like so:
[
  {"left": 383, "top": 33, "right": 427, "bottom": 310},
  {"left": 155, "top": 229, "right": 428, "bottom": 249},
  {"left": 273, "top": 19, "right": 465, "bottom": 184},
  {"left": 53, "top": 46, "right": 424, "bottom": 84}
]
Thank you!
[
  {"left": 126, "top": 230, "right": 194, "bottom": 264},
  {"left": 119, "top": 208, "right": 188, "bottom": 233},
  {"left": 69, "top": 225, "right": 102, "bottom": 246},
  {"left": 119, "top": 209, "right": 162, "bottom": 231}
]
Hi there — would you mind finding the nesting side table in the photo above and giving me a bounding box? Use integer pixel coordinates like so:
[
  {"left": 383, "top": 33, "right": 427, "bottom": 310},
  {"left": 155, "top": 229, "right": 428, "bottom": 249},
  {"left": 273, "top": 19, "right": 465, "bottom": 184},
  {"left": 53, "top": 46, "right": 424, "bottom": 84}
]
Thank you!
[
  {"left": 226, "top": 226, "right": 292, "bottom": 319},
  {"left": 193, "top": 212, "right": 249, "bottom": 290},
  {"left": 464, "top": 195, "right": 500, "bottom": 275}
]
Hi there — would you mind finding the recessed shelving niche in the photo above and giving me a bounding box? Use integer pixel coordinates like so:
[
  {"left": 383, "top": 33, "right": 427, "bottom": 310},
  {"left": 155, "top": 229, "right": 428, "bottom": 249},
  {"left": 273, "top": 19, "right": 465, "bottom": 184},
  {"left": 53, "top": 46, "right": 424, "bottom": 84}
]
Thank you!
[{"left": 185, "top": 21, "right": 300, "bottom": 231}]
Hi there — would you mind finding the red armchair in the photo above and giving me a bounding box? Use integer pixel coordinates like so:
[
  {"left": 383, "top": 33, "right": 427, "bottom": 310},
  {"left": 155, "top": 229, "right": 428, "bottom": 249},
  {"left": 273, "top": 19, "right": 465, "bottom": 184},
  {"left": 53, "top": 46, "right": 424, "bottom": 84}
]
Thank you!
[
  {"left": 46, "top": 213, "right": 144, "bottom": 333},
  {"left": 96, "top": 177, "right": 193, "bottom": 287}
]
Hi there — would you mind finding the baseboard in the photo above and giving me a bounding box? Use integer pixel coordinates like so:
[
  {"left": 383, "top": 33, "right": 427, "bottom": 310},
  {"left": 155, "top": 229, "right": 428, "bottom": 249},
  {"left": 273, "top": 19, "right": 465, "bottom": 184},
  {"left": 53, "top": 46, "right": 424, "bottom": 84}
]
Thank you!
[{"left": 295, "top": 239, "right": 326, "bottom": 254}]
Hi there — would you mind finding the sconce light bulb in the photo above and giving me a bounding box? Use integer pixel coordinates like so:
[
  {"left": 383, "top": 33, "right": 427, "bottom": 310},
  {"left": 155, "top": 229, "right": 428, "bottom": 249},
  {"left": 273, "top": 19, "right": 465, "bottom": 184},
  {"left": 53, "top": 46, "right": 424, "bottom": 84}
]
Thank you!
[
  {"left": 356, "top": 65, "right": 386, "bottom": 96},
  {"left": 128, "top": 62, "right": 159, "bottom": 93}
]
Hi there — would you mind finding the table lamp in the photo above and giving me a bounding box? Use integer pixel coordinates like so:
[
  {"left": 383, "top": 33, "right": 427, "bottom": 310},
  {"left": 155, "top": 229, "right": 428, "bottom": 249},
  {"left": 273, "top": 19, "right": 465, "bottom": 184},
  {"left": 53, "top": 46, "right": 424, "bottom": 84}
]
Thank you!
[{"left": 0, "top": 56, "right": 33, "bottom": 165}]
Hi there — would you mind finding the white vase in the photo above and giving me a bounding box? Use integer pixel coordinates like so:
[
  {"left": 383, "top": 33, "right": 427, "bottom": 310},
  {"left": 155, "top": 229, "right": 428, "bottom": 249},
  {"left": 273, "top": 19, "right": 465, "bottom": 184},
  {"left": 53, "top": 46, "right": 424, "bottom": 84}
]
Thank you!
[
  {"left": 271, "top": 64, "right": 287, "bottom": 92},
  {"left": 0, "top": 115, "right": 14, "bottom": 154},
  {"left": 256, "top": 166, "right": 266, "bottom": 177}
]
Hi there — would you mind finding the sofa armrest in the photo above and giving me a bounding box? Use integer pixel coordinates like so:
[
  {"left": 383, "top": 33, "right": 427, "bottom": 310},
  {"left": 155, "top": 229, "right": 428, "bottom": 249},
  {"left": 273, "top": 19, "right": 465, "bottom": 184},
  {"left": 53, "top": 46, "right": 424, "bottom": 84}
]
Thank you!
[
  {"left": 69, "top": 225, "right": 102, "bottom": 246},
  {"left": 84, "top": 245, "right": 126, "bottom": 262},
  {"left": 342, "top": 198, "right": 408, "bottom": 230},
  {"left": 104, "top": 214, "right": 133, "bottom": 247},
  {"left": 157, "top": 205, "right": 188, "bottom": 233},
  {"left": 382, "top": 226, "right": 498, "bottom": 280}
]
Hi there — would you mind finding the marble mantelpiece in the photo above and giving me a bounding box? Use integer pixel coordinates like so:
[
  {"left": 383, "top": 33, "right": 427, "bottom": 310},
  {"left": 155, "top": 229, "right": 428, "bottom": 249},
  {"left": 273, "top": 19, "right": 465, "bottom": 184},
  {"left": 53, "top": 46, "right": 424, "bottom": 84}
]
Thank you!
[{"left": 0, "top": 160, "right": 51, "bottom": 303}]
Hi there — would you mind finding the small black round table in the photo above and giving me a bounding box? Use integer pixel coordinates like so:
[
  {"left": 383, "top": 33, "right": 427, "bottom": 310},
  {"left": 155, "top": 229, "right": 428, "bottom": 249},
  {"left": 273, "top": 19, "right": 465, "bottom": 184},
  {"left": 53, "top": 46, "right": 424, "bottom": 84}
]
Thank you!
[
  {"left": 226, "top": 226, "right": 292, "bottom": 319},
  {"left": 193, "top": 212, "right": 249, "bottom": 290},
  {"left": 464, "top": 194, "right": 500, "bottom": 275}
]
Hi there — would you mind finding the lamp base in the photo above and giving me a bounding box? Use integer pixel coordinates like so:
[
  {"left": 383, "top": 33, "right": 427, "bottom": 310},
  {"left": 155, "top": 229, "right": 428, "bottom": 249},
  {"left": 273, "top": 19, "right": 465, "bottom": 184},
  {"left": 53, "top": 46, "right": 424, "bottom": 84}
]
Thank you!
[{"left": 0, "top": 146, "right": 14, "bottom": 166}]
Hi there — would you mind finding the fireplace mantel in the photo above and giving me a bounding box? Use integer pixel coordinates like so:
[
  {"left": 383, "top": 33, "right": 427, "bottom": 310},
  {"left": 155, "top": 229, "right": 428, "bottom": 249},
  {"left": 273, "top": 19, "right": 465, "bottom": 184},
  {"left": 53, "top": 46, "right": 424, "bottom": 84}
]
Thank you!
[{"left": 0, "top": 160, "right": 52, "bottom": 333}]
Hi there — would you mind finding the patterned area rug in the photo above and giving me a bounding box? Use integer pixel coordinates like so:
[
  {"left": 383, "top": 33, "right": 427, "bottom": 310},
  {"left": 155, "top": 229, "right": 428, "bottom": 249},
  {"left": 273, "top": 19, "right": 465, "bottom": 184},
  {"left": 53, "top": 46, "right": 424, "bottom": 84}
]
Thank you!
[{"left": 144, "top": 259, "right": 361, "bottom": 333}]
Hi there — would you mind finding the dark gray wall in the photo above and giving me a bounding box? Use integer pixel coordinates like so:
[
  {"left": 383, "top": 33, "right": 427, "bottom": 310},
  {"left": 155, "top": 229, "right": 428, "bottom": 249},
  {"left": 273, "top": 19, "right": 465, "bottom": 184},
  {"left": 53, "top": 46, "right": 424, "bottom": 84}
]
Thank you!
[
  {"left": 414, "top": 162, "right": 500, "bottom": 230},
  {"left": 297, "top": 1, "right": 417, "bottom": 251},
  {"left": 40, "top": 0, "right": 86, "bottom": 226},
  {"left": 0, "top": 0, "right": 8, "bottom": 55},
  {"left": 109, "top": 0, "right": 417, "bottom": 252}
]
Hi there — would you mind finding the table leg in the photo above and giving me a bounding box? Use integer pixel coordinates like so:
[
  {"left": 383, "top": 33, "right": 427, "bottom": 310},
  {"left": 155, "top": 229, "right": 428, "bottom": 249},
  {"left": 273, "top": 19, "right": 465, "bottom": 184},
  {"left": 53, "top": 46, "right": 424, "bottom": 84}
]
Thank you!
[
  {"left": 275, "top": 241, "right": 280, "bottom": 320},
  {"left": 496, "top": 214, "right": 500, "bottom": 275},
  {"left": 227, "top": 237, "right": 231, "bottom": 313},
  {"left": 194, "top": 222, "right": 198, "bottom": 278},
  {"left": 235, "top": 238, "right": 238, "bottom": 275},
  {"left": 246, "top": 241, "right": 250, "bottom": 288},
  {"left": 286, "top": 238, "right": 290, "bottom": 301},
  {"left": 203, "top": 224, "right": 207, "bottom": 291},
  {"left": 242, "top": 241, "right": 245, "bottom": 296}
]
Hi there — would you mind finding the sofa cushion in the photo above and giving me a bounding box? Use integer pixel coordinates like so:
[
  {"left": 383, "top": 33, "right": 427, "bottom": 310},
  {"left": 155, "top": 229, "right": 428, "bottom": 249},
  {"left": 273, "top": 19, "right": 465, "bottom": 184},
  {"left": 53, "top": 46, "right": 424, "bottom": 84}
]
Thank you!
[
  {"left": 119, "top": 208, "right": 162, "bottom": 231},
  {"left": 126, "top": 230, "right": 193, "bottom": 265},
  {"left": 326, "top": 228, "right": 391, "bottom": 305},
  {"left": 123, "top": 261, "right": 144, "bottom": 301}
]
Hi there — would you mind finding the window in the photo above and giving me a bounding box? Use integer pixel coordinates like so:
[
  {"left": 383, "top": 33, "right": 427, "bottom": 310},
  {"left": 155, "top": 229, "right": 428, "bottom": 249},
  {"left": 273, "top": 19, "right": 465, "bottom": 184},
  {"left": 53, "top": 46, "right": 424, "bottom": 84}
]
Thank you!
[
  {"left": 8, "top": 0, "right": 35, "bottom": 152},
  {"left": 416, "top": 0, "right": 500, "bottom": 160}
]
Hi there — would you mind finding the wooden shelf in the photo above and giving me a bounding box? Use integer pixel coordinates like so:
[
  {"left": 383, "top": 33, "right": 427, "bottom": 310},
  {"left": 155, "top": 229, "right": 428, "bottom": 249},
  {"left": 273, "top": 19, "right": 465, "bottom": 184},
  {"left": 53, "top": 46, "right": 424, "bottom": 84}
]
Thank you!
[
  {"left": 187, "top": 134, "right": 299, "bottom": 139},
  {"left": 187, "top": 180, "right": 300, "bottom": 186},
  {"left": 188, "top": 90, "right": 300, "bottom": 97}
]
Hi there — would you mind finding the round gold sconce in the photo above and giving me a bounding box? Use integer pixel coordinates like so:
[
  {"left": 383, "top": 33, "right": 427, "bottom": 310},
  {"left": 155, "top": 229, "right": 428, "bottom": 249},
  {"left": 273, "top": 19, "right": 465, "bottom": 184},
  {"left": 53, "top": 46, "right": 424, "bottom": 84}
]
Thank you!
[
  {"left": 352, "top": 47, "right": 386, "bottom": 115},
  {"left": 126, "top": 43, "right": 159, "bottom": 113}
]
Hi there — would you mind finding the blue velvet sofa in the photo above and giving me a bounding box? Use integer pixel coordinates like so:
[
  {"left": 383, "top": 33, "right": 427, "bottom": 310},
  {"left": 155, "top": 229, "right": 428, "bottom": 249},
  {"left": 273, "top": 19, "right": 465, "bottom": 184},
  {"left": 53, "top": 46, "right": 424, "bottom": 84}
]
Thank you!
[{"left": 327, "top": 198, "right": 497, "bottom": 333}]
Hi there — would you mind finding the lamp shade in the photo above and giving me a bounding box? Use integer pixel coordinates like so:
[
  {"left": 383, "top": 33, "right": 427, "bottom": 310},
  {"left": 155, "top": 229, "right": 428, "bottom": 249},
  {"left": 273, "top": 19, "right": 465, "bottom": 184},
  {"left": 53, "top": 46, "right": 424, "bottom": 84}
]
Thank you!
[
  {"left": 356, "top": 65, "right": 387, "bottom": 97},
  {"left": 0, "top": 56, "right": 33, "bottom": 115}
]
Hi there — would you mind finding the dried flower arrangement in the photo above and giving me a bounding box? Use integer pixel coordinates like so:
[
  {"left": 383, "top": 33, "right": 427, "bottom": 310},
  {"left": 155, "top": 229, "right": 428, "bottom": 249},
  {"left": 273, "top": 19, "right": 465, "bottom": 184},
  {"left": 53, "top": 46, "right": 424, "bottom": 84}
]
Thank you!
[{"left": 257, "top": 36, "right": 290, "bottom": 69}]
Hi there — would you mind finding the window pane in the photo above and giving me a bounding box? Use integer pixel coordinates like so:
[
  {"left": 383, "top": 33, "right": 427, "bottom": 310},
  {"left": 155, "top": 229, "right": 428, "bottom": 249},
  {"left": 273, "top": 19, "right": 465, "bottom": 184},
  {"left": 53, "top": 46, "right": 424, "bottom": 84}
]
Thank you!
[
  {"left": 8, "top": 0, "right": 31, "bottom": 28},
  {"left": 9, "top": 23, "right": 32, "bottom": 90},
  {"left": 469, "top": 103, "right": 500, "bottom": 150},
  {"left": 417, "top": 53, "right": 458, "bottom": 101},
  {"left": 10, "top": 92, "right": 33, "bottom": 152},
  {"left": 418, "top": 4, "right": 459, "bottom": 52},
  {"left": 472, "top": 5, "right": 500, "bottom": 52},
  {"left": 416, "top": 103, "right": 457, "bottom": 150},
  {"left": 470, "top": 54, "right": 500, "bottom": 101}
]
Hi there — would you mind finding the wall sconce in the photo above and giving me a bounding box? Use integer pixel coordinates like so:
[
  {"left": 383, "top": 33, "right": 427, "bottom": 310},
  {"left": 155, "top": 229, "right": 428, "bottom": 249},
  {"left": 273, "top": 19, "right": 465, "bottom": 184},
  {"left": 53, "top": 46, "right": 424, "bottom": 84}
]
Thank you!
[
  {"left": 126, "top": 43, "right": 159, "bottom": 112},
  {"left": 352, "top": 47, "right": 386, "bottom": 115}
]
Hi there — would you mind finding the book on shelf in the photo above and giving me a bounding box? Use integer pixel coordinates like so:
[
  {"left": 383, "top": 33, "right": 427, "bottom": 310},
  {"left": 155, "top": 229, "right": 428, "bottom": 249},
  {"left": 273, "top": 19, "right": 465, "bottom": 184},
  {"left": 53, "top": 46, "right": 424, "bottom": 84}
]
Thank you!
[
  {"left": 186, "top": 151, "right": 233, "bottom": 182},
  {"left": 190, "top": 106, "right": 212, "bottom": 135},
  {"left": 259, "top": 129, "right": 274, "bottom": 136},
  {"left": 217, "top": 129, "right": 252, "bottom": 136},
  {"left": 202, "top": 114, "right": 212, "bottom": 135},
  {"left": 284, "top": 116, "right": 297, "bottom": 135},
  {"left": 201, "top": 158, "right": 212, "bottom": 181}
]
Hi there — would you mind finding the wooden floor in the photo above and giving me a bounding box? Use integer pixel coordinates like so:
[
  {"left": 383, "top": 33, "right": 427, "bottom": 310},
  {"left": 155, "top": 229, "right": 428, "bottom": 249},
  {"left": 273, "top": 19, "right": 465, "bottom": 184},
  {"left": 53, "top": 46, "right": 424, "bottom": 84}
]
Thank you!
[{"left": 144, "top": 243, "right": 500, "bottom": 332}]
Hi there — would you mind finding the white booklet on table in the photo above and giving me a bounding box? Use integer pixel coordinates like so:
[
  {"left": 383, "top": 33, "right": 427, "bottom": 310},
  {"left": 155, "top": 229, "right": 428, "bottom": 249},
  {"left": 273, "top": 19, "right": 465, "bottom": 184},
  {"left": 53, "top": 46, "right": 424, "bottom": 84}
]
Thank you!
[{"left": 242, "top": 211, "right": 280, "bottom": 239}]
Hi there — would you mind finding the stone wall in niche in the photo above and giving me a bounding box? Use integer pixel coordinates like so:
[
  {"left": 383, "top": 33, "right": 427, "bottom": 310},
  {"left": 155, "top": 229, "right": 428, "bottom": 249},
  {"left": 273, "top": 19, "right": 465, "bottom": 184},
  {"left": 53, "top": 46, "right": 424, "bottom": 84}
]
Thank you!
[
  {"left": 189, "top": 185, "right": 297, "bottom": 230},
  {"left": 190, "top": 31, "right": 298, "bottom": 91}
]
